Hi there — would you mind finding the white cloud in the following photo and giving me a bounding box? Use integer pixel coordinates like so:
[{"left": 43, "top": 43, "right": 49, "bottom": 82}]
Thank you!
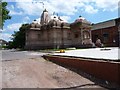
[
  {"left": 6, "top": 0, "right": 118, "bottom": 18},
  {"left": 94, "top": 0, "right": 119, "bottom": 11},
  {"left": 9, "top": 10, "right": 23, "bottom": 15},
  {"left": 3, "top": 0, "right": 32, "bottom": 2},
  {"left": 7, "top": 4, "right": 23, "bottom": 15},
  {"left": 13, "top": 0, "right": 118, "bottom": 16},
  {"left": 47, "top": 0, "right": 80, "bottom": 15},
  {"left": 23, "top": 16, "right": 30, "bottom": 23},
  {"left": 9, "top": 5, "right": 15, "bottom": 10},
  {"left": 60, "top": 16, "right": 71, "bottom": 22},
  {"left": 2, "top": 23, "right": 22, "bottom": 41},
  {"left": 84, "top": 5, "right": 98, "bottom": 14},
  {"left": 14, "top": 0, "right": 84, "bottom": 16},
  {"left": 6, "top": 23, "right": 22, "bottom": 31},
  {"left": 16, "top": 2, "right": 43, "bottom": 16},
  {"left": 1, "top": 33, "right": 12, "bottom": 41}
]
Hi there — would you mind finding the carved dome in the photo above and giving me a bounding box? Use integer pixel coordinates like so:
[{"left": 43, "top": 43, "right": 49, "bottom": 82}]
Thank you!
[
  {"left": 75, "top": 16, "right": 91, "bottom": 24},
  {"left": 30, "top": 22, "right": 41, "bottom": 28},
  {"left": 30, "top": 23, "right": 36, "bottom": 28},
  {"left": 48, "top": 16, "right": 61, "bottom": 27},
  {"left": 48, "top": 15, "right": 70, "bottom": 27},
  {"left": 35, "top": 23, "right": 41, "bottom": 28}
]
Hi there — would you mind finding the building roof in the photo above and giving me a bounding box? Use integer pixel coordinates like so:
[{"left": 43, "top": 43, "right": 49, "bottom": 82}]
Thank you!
[
  {"left": 91, "top": 19, "right": 116, "bottom": 30},
  {"left": 91, "top": 17, "right": 120, "bottom": 30},
  {"left": 0, "top": 39, "right": 8, "bottom": 44}
]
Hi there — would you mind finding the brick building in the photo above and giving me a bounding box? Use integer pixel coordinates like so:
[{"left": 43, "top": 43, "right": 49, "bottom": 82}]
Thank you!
[{"left": 91, "top": 18, "right": 120, "bottom": 47}]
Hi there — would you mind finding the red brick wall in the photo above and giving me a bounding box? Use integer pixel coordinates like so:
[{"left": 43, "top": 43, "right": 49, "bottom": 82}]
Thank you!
[
  {"left": 91, "top": 26, "right": 118, "bottom": 47},
  {"left": 43, "top": 55, "right": 120, "bottom": 85}
]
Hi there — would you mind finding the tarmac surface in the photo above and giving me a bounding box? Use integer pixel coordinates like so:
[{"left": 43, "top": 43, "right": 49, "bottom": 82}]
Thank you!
[
  {"left": 2, "top": 50, "right": 49, "bottom": 61},
  {"left": 1, "top": 50, "right": 109, "bottom": 89}
]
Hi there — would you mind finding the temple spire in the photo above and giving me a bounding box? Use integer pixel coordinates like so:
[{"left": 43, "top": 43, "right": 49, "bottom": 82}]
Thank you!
[{"left": 40, "top": 9, "right": 50, "bottom": 25}]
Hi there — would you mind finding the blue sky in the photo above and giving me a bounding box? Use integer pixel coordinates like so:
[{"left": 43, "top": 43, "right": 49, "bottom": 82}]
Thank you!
[{"left": 2, "top": 0, "right": 119, "bottom": 41}]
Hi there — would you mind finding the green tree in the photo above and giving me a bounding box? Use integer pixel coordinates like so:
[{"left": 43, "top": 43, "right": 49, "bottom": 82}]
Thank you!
[
  {"left": 8, "top": 24, "right": 30, "bottom": 49},
  {"left": 0, "top": 1, "right": 11, "bottom": 29}
]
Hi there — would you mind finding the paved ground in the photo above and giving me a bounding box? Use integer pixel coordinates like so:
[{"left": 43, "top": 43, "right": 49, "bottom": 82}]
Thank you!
[
  {"left": 54, "top": 47, "right": 119, "bottom": 60},
  {"left": 2, "top": 50, "right": 49, "bottom": 61},
  {"left": 1, "top": 50, "right": 108, "bottom": 88}
]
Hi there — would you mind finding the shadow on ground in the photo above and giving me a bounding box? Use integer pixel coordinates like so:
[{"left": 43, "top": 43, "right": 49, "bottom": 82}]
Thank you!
[{"left": 42, "top": 56, "right": 120, "bottom": 89}]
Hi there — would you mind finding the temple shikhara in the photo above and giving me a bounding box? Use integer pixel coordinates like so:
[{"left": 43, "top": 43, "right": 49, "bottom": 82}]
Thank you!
[{"left": 25, "top": 9, "right": 93, "bottom": 49}]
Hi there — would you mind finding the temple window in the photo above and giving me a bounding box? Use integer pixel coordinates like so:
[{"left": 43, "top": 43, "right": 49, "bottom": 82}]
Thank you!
[
  {"left": 103, "top": 33, "right": 109, "bottom": 43},
  {"left": 83, "top": 31, "right": 90, "bottom": 39},
  {"left": 37, "top": 34, "right": 41, "bottom": 40},
  {"left": 68, "top": 32, "right": 71, "bottom": 40},
  {"left": 74, "top": 33, "right": 79, "bottom": 38}
]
